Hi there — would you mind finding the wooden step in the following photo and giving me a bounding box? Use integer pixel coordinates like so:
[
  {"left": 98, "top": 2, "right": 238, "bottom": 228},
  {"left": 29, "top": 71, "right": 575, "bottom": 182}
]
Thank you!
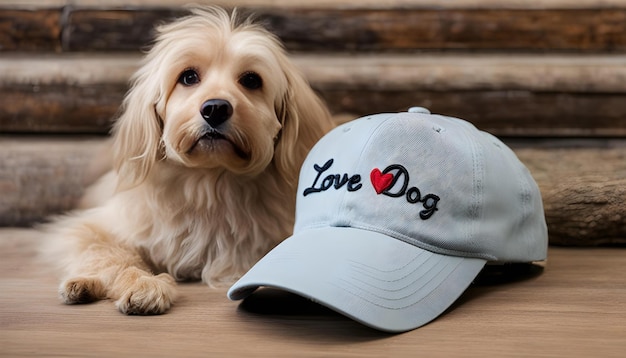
[
  {"left": 3, "top": 0, "right": 626, "bottom": 53},
  {"left": 2, "top": 135, "right": 625, "bottom": 246},
  {"left": 513, "top": 140, "right": 626, "bottom": 246},
  {"left": 0, "top": 54, "right": 133, "bottom": 134},
  {"left": 0, "top": 135, "right": 107, "bottom": 226},
  {"left": 2, "top": 53, "right": 626, "bottom": 136}
]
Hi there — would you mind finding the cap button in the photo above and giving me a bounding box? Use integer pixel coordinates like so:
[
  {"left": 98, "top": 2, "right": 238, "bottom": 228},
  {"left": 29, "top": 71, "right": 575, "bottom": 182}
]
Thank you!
[{"left": 408, "top": 106, "right": 431, "bottom": 114}]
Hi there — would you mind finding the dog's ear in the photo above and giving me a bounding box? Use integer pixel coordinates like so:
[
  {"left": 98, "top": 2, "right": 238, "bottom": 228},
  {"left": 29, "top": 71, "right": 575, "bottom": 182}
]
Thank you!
[
  {"left": 111, "top": 61, "right": 164, "bottom": 191},
  {"left": 274, "top": 64, "right": 335, "bottom": 187}
]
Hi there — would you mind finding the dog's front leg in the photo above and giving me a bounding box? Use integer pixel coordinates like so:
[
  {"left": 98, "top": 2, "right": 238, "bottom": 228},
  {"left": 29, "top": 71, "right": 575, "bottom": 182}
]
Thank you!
[
  {"left": 109, "top": 265, "right": 178, "bottom": 315},
  {"left": 57, "top": 224, "right": 178, "bottom": 315}
]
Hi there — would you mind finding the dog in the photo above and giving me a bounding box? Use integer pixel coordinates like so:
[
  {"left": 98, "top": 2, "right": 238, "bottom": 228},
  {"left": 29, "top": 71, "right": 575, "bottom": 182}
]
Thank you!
[{"left": 41, "top": 6, "right": 334, "bottom": 315}]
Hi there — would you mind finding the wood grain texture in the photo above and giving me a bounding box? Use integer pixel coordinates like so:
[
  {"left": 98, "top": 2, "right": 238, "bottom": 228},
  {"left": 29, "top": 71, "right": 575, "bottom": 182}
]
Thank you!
[
  {"left": 2, "top": 54, "right": 626, "bottom": 136},
  {"left": 322, "top": 90, "right": 626, "bottom": 137},
  {"left": 0, "top": 83, "right": 122, "bottom": 133},
  {"left": 0, "top": 54, "right": 135, "bottom": 133},
  {"left": 517, "top": 146, "right": 626, "bottom": 246},
  {"left": 0, "top": 136, "right": 107, "bottom": 226},
  {"left": 3, "top": 6, "right": 626, "bottom": 52},
  {"left": 6, "top": 87, "right": 626, "bottom": 136},
  {"left": 65, "top": 7, "right": 626, "bottom": 52},
  {"left": 1, "top": 228, "right": 625, "bottom": 356},
  {"left": 8, "top": 0, "right": 626, "bottom": 10},
  {"left": 259, "top": 8, "right": 626, "bottom": 52},
  {"left": 62, "top": 8, "right": 183, "bottom": 52},
  {"left": 0, "top": 9, "right": 62, "bottom": 51}
]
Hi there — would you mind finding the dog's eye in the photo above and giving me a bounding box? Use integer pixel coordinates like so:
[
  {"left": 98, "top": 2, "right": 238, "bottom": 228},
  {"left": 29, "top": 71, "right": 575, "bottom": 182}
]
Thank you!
[
  {"left": 178, "top": 69, "right": 200, "bottom": 86},
  {"left": 238, "top": 72, "right": 263, "bottom": 90}
]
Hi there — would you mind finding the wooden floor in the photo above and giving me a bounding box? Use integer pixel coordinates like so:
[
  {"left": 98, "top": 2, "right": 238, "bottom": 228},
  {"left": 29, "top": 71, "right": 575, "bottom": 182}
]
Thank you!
[{"left": 1, "top": 228, "right": 625, "bottom": 357}]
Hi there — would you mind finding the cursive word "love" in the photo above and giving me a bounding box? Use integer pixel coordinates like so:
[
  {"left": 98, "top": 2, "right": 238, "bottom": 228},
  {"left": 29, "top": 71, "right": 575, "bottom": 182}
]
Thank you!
[{"left": 302, "top": 159, "right": 362, "bottom": 196}]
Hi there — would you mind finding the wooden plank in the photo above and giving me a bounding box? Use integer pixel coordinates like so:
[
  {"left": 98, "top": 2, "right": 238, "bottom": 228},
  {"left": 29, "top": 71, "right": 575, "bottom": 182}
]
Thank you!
[
  {"left": 322, "top": 90, "right": 626, "bottom": 137},
  {"left": 0, "top": 83, "right": 122, "bottom": 134},
  {"left": 4, "top": 86, "right": 626, "bottom": 136},
  {"left": 7, "top": 54, "right": 626, "bottom": 93},
  {"left": 2, "top": 54, "right": 626, "bottom": 136},
  {"left": 4, "top": 5, "right": 626, "bottom": 52},
  {"left": 7, "top": 0, "right": 626, "bottom": 10},
  {"left": 297, "top": 54, "right": 626, "bottom": 135},
  {"left": 0, "top": 136, "right": 107, "bottom": 226},
  {"left": 258, "top": 8, "right": 626, "bottom": 53},
  {"left": 299, "top": 54, "right": 626, "bottom": 93},
  {"left": 2, "top": 233, "right": 626, "bottom": 356},
  {"left": 63, "top": 8, "right": 183, "bottom": 52},
  {"left": 0, "top": 9, "right": 62, "bottom": 51},
  {"left": 71, "top": 0, "right": 626, "bottom": 9},
  {"left": 0, "top": 54, "right": 134, "bottom": 134}
]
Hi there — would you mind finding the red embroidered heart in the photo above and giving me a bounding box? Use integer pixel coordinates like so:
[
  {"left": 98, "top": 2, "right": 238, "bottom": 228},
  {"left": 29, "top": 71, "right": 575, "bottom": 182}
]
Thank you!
[{"left": 370, "top": 168, "right": 394, "bottom": 194}]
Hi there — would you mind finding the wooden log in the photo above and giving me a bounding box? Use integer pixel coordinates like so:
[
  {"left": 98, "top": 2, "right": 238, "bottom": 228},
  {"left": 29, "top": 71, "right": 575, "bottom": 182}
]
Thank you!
[
  {"left": 322, "top": 90, "right": 626, "bottom": 137},
  {"left": 0, "top": 83, "right": 123, "bottom": 134},
  {"left": 8, "top": 0, "right": 626, "bottom": 10},
  {"left": 2, "top": 54, "right": 626, "bottom": 136},
  {"left": 5, "top": 85, "right": 626, "bottom": 137},
  {"left": 0, "top": 136, "right": 107, "bottom": 226},
  {"left": 0, "top": 54, "right": 135, "bottom": 134},
  {"left": 257, "top": 8, "right": 626, "bottom": 53},
  {"left": 59, "top": 7, "right": 626, "bottom": 53},
  {"left": 63, "top": 8, "right": 183, "bottom": 52},
  {"left": 542, "top": 178, "right": 626, "bottom": 246},
  {"left": 516, "top": 145, "right": 626, "bottom": 246},
  {"left": 3, "top": 5, "right": 626, "bottom": 52},
  {"left": 0, "top": 9, "right": 62, "bottom": 51}
]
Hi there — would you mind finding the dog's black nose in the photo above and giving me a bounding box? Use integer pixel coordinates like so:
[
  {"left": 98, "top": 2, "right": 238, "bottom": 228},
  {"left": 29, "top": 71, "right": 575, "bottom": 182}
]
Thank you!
[{"left": 200, "top": 99, "right": 233, "bottom": 128}]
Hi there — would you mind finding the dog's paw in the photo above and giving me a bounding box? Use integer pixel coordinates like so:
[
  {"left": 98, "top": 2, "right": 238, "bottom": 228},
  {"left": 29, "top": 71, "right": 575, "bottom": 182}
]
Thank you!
[
  {"left": 115, "top": 273, "right": 177, "bottom": 315},
  {"left": 59, "top": 277, "right": 105, "bottom": 304}
]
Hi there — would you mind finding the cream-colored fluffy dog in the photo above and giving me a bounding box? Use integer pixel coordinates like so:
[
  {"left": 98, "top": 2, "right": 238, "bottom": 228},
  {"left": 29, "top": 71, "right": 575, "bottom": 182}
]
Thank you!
[{"left": 42, "top": 6, "right": 334, "bottom": 315}]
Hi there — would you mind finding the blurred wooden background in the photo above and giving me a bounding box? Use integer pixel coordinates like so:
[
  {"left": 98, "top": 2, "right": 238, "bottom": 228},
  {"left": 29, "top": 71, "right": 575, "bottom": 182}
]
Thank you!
[{"left": 1, "top": 0, "right": 626, "bottom": 245}]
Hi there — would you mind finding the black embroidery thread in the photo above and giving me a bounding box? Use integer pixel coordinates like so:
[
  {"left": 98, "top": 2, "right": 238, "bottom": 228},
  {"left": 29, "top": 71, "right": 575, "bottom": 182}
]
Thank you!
[
  {"left": 419, "top": 194, "right": 440, "bottom": 220},
  {"left": 301, "top": 159, "right": 439, "bottom": 220},
  {"left": 380, "top": 164, "right": 439, "bottom": 219},
  {"left": 381, "top": 164, "right": 408, "bottom": 197},
  {"left": 303, "top": 159, "right": 362, "bottom": 196}
]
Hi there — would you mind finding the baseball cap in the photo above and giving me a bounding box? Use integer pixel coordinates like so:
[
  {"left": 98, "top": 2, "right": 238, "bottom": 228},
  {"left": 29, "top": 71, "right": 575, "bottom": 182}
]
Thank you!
[{"left": 228, "top": 107, "right": 548, "bottom": 333}]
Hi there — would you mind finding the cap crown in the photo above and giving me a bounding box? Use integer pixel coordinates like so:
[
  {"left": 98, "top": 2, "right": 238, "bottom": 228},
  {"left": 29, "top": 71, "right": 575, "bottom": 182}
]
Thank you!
[{"left": 295, "top": 112, "right": 548, "bottom": 262}]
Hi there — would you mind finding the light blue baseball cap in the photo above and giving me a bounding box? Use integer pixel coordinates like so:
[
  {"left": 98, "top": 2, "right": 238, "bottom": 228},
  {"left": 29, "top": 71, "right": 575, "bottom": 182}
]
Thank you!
[{"left": 228, "top": 108, "right": 548, "bottom": 332}]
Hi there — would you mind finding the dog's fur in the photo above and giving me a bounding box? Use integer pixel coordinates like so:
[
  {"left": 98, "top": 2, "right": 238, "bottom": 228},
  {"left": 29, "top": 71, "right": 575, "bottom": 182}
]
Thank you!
[{"left": 41, "top": 6, "right": 334, "bottom": 315}]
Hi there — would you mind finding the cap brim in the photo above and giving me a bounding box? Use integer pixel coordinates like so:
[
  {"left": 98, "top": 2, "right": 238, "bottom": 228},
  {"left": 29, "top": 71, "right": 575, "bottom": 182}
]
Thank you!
[{"left": 227, "top": 227, "right": 486, "bottom": 333}]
